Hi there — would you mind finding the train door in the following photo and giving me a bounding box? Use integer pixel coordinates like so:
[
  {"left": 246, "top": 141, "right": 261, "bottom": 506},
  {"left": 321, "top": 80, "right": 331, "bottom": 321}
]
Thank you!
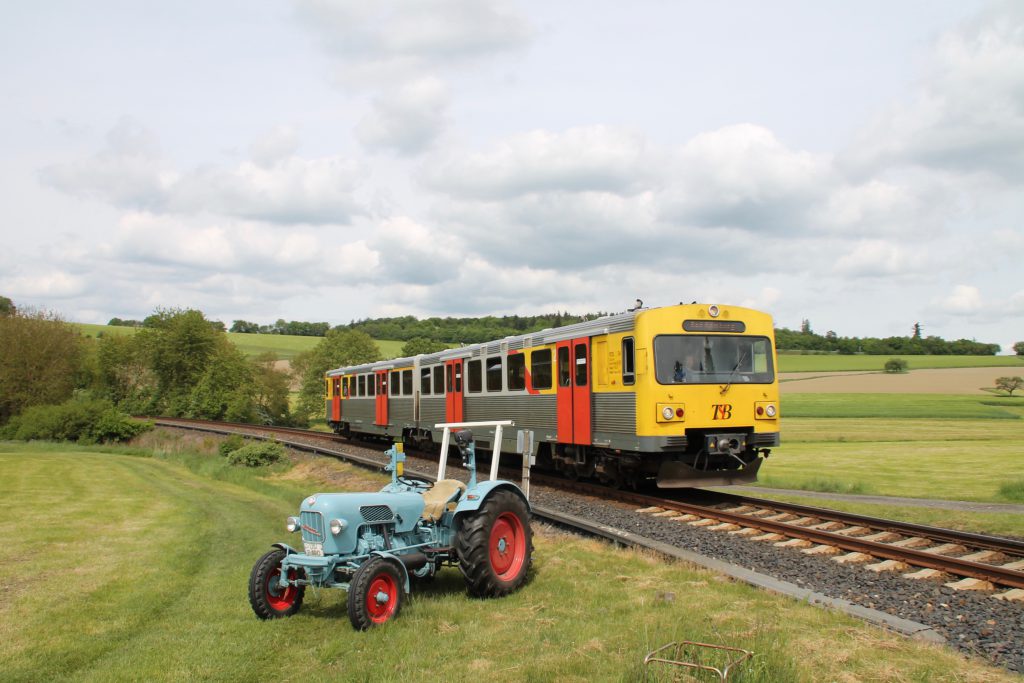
[
  {"left": 445, "top": 359, "right": 464, "bottom": 423},
  {"left": 375, "top": 370, "right": 389, "bottom": 426},
  {"left": 331, "top": 377, "right": 342, "bottom": 422},
  {"left": 556, "top": 338, "right": 592, "bottom": 446}
]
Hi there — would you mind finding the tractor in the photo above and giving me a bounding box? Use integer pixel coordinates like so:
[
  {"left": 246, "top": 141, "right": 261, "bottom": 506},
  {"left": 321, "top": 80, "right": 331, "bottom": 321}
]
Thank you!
[{"left": 247, "top": 429, "right": 533, "bottom": 629}]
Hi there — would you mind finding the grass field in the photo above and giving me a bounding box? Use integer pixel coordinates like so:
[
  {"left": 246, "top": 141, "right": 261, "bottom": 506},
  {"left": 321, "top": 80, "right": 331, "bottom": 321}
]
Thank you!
[
  {"left": 781, "top": 393, "right": 1024, "bottom": 419},
  {"left": 2, "top": 439, "right": 1017, "bottom": 683},
  {"left": 73, "top": 323, "right": 406, "bottom": 361},
  {"left": 777, "top": 354, "right": 1023, "bottom": 372}
]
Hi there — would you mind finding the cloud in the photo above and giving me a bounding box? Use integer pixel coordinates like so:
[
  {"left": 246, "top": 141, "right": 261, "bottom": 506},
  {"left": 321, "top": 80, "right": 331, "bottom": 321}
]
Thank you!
[
  {"left": 843, "top": 2, "right": 1024, "bottom": 180},
  {"left": 0, "top": 271, "right": 88, "bottom": 300},
  {"left": 833, "top": 239, "right": 931, "bottom": 278},
  {"left": 658, "top": 124, "right": 832, "bottom": 234},
  {"left": 423, "top": 125, "right": 658, "bottom": 199},
  {"left": 355, "top": 77, "right": 450, "bottom": 155},
  {"left": 293, "top": 0, "right": 533, "bottom": 85},
  {"left": 938, "top": 284, "right": 985, "bottom": 315},
  {"left": 40, "top": 120, "right": 364, "bottom": 225}
]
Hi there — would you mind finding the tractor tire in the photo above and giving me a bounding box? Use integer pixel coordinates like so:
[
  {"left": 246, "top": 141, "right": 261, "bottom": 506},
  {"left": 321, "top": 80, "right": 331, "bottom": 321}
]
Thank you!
[
  {"left": 457, "top": 489, "right": 533, "bottom": 598},
  {"left": 248, "top": 549, "right": 305, "bottom": 620},
  {"left": 347, "top": 557, "right": 404, "bottom": 630}
]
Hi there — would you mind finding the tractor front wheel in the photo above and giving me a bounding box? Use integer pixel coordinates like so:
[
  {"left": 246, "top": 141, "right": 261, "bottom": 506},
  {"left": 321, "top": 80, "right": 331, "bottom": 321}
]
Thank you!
[
  {"left": 457, "top": 490, "right": 533, "bottom": 598},
  {"left": 347, "top": 557, "right": 404, "bottom": 630},
  {"left": 249, "top": 549, "right": 305, "bottom": 619}
]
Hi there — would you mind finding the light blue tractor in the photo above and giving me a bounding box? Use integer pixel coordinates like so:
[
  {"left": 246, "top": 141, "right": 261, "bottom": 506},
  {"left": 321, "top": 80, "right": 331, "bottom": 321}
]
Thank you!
[{"left": 248, "top": 429, "right": 533, "bottom": 629}]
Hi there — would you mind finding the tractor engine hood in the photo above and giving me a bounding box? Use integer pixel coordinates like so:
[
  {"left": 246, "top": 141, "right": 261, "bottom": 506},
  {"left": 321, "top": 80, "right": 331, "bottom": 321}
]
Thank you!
[{"left": 299, "top": 492, "right": 425, "bottom": 555}]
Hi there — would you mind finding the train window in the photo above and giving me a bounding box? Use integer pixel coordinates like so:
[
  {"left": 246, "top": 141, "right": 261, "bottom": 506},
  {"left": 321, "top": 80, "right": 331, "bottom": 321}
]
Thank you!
[
  {"left": 622, "top": 337, "right": 636, "bottom": 385},
  {"left": 558, "top": 347, "right": 570, "bottom": 387},
  {"left": 446, "top": 365, "right": 453, "bottom": 392},
  {"left": 434, "top": 366, "right": 444, "bottom": 394},
  {"left": 402, "top": 369, "right": 413, "bottom": 395},
  {"left": 486, "top": 357, "right": 502, "bottom": 392},
  {"left": 358, "top": 375, "right": 366, "bottom": 396},
  {"left": 332, "top": 378, "right": 340, "bottom": 398},
  {"left": 421, "top": 368, "right": 432, "bottom": 395},
  {"left": 467, "top": 359, "right": 482, "bottom": 393},
  {"left": 507, "top": 354, "right": 526, "bottom": 391},
  {"left": 371, "top": 374, "right": 379, "bottom": 396},
  {"left": 530, "top": 349, "right": 552, "bottom": 389},
  {"left": 390, "top": 370, "right": 400, "bottom": 396},
  {"left": 574, "top": 343, "right": 588, "bottom": 387},
  {"left": 343, "top": 377, "right": 350, "bottom": 397},
  {"left": 653, "top": 335, "right": 774, "bottom": 384},
  {"left": 455, "top": 363, "right": 462, "bottom": 392}
]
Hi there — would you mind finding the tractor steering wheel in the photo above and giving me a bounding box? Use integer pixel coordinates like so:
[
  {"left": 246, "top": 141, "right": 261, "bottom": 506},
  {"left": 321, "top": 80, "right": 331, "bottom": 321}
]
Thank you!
[{"left": 397, "top": 476, "right": 433, "bottom": 491}]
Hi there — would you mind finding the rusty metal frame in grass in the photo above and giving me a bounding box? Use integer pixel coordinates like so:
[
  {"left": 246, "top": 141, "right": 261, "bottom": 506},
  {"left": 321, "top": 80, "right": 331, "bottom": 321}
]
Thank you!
[{"left": 644, "top": 641, "right": 752, "bottom": 681}]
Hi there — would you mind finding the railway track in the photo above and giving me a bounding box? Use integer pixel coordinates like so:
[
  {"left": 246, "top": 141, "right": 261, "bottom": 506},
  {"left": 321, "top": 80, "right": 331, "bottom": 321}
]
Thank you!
[{"left": 152, "top": 416, "right": 1024, "bottom": 597}]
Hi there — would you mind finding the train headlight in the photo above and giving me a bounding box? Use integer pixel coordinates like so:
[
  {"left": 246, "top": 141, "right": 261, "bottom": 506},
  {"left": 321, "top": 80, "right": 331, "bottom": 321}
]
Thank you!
[
  {"left": 708, "top": 305, "right": 720, "bottom": 318},
  {"left": 755, "top": 402, "right": 778, "bottom": 420},
  {"left": 662, "top": 406, "right": 675, "bottom": 420},
  {"left": 657, "top": 403, "right": 685, "bottom": 422},
  {"left": 286, "top": 516, "right": 300, "bottom": 533},
  {"left": 766, "top": 404, "right": 777, "bottom": 417}
]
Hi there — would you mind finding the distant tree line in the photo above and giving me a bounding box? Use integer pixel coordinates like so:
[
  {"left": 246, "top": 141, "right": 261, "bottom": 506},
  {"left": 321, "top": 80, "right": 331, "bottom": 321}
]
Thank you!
[
  {"left": 775, "top": 322, "right": 1000, "bottom": 355},
  {"left": 230, "top": 319, "right": 330, "bottom": 336}
]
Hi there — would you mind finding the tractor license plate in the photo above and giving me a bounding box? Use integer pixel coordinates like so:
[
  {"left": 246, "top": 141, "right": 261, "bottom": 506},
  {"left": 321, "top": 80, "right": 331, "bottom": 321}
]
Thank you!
[{"left": 303, "top": 542, "right": 323, "bottom": 557}]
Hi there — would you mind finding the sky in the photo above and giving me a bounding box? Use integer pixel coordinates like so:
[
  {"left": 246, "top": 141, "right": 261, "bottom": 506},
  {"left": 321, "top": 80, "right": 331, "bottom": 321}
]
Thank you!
[{"left": 2, "top": 1, "right": 1022, "bottom": 351}]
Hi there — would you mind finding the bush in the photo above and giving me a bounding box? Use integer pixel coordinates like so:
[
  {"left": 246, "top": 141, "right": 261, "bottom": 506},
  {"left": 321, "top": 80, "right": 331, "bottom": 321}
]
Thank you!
[
  {"left": 226, "top": 440, "right": 285, "bottom": 467},
  {"left": 218, "top": 433, "right": 246, "bottom": 457},
  {"left": 883, "top": 358, "right": 908, "bottom": 374},
  {"left": 1, "top": 398, "right": 152, "bottom": 443}
]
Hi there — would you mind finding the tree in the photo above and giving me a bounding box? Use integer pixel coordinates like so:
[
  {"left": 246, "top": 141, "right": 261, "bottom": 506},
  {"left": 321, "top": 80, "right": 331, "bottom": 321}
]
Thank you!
[
  {"left": 187, "top": 339, "right": 255, "bottom": 421},
  {"left": 250, "top": 353, "right": 292, "bottom": 424},
  {"left": 294, "top": 329, "right": 380, "bottom": 420},
  {"left": 884, "top": 358, "right": 908, "bottom": 374},
  {"left": 231, "top": 320, "right": 260, "bottom": 334},
  {"left": 912, "top": 322, "right": 922, "bottom": 339},
  {"left": 995, "top": 376, "right": 1023, "bottom": 396},
  {"left": 0, "top": 309, "right": 87, "bottom": 423},
  {"left": 800, "top": 319, "right": 812, "bottom": 334},
  {"left": 400, "top": 337, "right": 448, "bottom": 357},
  {"left": 0, "top": 295, "right": 15, "bottom": 317},
  {"left": 1014, "top": 341, "right": 1024, "bottom": 356}
]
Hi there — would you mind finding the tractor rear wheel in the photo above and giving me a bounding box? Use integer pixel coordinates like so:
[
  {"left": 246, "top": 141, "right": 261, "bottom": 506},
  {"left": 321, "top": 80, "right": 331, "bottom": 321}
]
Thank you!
[
  {"left": 457, "top": 490, "right": 533, "bottom": 598},
  {"left": 248, "top": 549, "right": 305, "bottom": 619},
  {"left": 347, "top": 557, "right": 404, "bottom": 630}
]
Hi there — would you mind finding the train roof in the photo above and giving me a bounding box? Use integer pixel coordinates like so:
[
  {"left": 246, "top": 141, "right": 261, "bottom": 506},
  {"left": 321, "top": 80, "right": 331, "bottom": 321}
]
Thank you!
[{"left": 326, "top": 307, "right": 642, "bottom": 376}]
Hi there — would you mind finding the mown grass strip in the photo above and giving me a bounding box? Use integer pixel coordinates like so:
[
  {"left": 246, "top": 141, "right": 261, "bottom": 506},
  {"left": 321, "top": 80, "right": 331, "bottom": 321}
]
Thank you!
[
  {"left": 780, "top": 393, "right": 1022, "bottom": 419},
  {"left": 778, "top": 354, "right": 1024, "bottom": 372}
]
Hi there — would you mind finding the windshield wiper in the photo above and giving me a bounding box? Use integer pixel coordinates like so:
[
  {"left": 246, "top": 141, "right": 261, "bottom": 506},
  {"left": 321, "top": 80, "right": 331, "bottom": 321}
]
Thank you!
[{"left": 719, "top": 349, "right": 749, "bottom": 396}]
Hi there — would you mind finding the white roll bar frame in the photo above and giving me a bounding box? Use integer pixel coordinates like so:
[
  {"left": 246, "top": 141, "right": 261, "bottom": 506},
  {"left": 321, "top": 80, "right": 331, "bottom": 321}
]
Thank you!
[{"left": 434, "top": 420, "right": 513, "bottom": 483}]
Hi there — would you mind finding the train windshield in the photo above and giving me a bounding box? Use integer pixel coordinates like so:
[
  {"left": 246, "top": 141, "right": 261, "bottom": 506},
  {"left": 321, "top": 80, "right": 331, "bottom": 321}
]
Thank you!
[{"left": 653, "top": 335, "right": 774, "bottom": 385}]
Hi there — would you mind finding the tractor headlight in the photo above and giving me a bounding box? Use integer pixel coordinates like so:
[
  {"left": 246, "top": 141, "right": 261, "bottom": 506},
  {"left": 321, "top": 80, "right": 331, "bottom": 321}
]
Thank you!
[
  {"left": 330, "top": 518, "right": 347, "bottom": 535},
  {"left": 286, "top": 516, "right": 300, "bottom": 533}
]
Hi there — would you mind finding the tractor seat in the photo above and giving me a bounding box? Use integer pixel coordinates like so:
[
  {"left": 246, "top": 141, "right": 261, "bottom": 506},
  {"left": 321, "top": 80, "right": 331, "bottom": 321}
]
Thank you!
[{"left": 421, "top": 479, "right": 467, "bottom": 522}]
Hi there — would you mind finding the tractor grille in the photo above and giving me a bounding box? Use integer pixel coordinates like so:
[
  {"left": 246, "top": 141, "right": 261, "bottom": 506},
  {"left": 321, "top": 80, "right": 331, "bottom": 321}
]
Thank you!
[
  {"left": 360, "top": 505, "right": 394, "bottom": 523},
  {"left": 300, "top": 511, "right": 325, "bottom": 542}
]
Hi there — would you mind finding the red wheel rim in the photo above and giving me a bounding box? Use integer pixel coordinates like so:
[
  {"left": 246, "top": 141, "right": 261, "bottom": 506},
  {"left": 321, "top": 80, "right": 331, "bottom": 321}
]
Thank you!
[
  {"left": 366, "top": 572, "right": 399, "bottom": 623},
  {"left": 489, "top": 512, "right": 526, "bottom": 580},
  {"left": 266, "top": 567, "right": 299, "bottom": 611}
]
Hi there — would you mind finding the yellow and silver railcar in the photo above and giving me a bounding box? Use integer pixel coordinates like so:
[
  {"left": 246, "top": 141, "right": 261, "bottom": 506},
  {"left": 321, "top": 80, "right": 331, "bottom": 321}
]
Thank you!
[{"left": 325, "top": 303, "right": 779, "bottom": 488}]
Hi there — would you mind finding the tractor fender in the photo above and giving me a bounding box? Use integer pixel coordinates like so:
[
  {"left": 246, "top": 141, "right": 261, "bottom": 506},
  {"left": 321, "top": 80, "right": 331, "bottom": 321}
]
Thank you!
[
  {"left": 368, "top": 551, "right": 411, "bottom": 594},
  {"left": 453, "top": 480, "right": 531, "bottom": 516},
  {"left": 272, "top": 542, "right": 299, "bottom": 555}
]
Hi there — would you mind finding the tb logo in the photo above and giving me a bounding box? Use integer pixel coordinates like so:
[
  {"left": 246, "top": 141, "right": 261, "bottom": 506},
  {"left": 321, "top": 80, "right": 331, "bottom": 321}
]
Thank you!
[{"left": 712, "top": 404, "right": 733, "bottom": 420}]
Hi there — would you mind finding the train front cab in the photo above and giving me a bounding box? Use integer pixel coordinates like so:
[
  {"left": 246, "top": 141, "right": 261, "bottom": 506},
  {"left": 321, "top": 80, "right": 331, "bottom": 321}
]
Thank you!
[{"left": 633, "top": 304, "right": 780, "bottom": 488}]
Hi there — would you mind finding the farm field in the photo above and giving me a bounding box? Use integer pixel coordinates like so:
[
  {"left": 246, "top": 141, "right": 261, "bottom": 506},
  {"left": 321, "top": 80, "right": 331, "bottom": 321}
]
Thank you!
[
  {"left": 781, "top": 367, "right": 1024, "bottom": 394},
  {"left": 2, "top": 441, "right": 1017, "bottom": 683}
]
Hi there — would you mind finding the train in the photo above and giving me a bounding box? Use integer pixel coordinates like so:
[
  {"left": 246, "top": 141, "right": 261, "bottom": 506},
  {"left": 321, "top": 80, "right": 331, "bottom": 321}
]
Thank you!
[{"left": 325, "top": 302, "right": 780, "bottom": 488}]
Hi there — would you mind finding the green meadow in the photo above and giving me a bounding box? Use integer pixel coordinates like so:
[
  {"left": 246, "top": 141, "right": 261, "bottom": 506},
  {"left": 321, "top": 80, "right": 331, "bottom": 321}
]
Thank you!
[
  {"left": 777, "top": 353, "right": 1023, "bottom": 372},
  {"left": 1, "top": 439, "right": 1017, "bottom": 683}
]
